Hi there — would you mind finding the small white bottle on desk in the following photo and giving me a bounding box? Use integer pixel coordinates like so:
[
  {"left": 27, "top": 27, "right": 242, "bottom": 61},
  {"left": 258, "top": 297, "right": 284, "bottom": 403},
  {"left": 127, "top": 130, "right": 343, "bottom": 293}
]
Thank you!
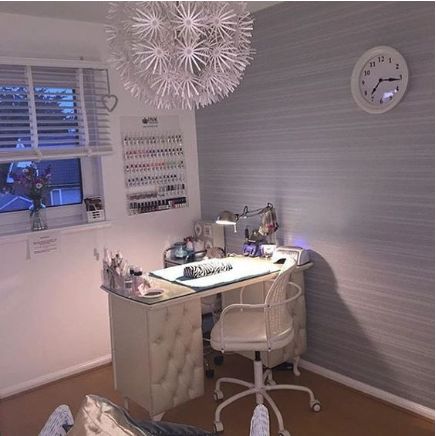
[{"left": 132, "top": 267, "right": 144, "bottom": 296}]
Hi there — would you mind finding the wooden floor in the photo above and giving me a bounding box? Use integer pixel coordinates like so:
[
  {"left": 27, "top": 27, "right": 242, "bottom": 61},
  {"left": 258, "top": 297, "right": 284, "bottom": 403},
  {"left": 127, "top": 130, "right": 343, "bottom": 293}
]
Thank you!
[{"left": 0, "top": 354, "right": 433, "bottom": 436}]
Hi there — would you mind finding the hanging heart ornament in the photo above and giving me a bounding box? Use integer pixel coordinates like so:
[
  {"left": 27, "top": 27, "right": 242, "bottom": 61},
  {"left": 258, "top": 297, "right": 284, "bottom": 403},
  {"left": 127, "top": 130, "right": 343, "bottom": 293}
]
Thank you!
[{"left": 101, "top": 94, "right": 118, "bottom": 112}]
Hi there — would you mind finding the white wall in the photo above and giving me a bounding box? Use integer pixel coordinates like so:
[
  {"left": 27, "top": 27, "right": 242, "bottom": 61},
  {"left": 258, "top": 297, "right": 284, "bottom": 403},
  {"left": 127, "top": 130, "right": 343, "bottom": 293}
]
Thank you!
[{"left": 0, "top": 12, "right": 201, "bottom": 396}]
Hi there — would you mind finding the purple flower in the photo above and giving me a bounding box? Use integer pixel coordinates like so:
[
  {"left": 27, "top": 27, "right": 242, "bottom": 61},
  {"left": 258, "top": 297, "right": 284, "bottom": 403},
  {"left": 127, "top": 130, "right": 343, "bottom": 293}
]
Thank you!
[{"left": 11, "top": 164, "right": 52, "bottom": 199}]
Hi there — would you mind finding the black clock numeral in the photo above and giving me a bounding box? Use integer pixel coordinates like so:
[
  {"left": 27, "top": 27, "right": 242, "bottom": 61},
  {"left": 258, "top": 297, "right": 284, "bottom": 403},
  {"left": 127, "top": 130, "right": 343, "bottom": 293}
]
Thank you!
[
  {"left": 396, "top": 86, "right": 399, "bottom": 91},
  {"left": 369, "top": 61, "right": 376, "bottom": 67},
  {"left": 378, "top": 55, "right": 385, "bottom": 62},
  {"left": 396, "top": 63, "right": 399, "bottom": 69},
  {"left": 364, "top": 70, "right": 370, "bottom": 76},
  {"left": 399, "top": 74, "right": 402, "bottom": 79},
  {"left": 362, "top": 80, "right": 365, "bottom": 85},
  {"left": 389, "top": 57, "right": 392, "bottom": 63},
  {"left": 364, "top": 90, "right": 368, "bottom": 96},
  {"left": 379, "top": 98, "right": 383, "bottom": 104}
]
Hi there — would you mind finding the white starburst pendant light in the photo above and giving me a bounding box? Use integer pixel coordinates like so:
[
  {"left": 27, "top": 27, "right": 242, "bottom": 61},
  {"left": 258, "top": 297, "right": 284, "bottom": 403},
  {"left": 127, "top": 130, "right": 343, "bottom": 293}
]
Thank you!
[{"left": 106, "top": 1, "right": 255, "bottom": 110}]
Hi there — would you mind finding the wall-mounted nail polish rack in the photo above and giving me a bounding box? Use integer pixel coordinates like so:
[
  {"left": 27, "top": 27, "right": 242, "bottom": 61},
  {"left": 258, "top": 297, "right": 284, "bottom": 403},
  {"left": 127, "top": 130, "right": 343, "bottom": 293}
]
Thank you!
[{"left": 121, "top": 116, "right": 188, "bottom": 216}]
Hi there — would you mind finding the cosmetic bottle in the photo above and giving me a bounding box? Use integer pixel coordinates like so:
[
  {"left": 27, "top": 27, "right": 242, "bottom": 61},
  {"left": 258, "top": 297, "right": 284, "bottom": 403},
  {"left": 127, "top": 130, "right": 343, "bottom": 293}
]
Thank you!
[
  {"left": 113, "top": 251, "right": 123, "bottom": 275},
  {"left": 103, "top": 248, "right": 111, "bottom": 267},
  {"left": 132, "top": 267, "right": 144, "bottom": 296},
  {"left": 102, "top": 248, "right": 112, "bottom": 287},
  {"left": 123, "top": 265, "right": 134, "bottom": 295}
]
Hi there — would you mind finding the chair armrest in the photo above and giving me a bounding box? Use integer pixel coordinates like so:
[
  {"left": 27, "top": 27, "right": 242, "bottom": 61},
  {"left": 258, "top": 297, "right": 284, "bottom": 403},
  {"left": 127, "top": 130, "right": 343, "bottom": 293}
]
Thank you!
[
  {"left": 185, "top": 250, "right": 207, "bottom": 263},
  {"left": 219, "top": 302, "right": 267, "bottom": 348},
  {"left": 267, "top": 283, "right": 302, "bottom": 309},
  {"left": 239, "top": 286, "right": 247, "bottom": 304},
  {"left": 221, "top": 302, "right": 266, "bottom": 314},
  {"left": 162, "top": 246, "right": 174, "bottom": 258},
  {"left": 283, "top": 281, "right": 303, "bottom": 304}
]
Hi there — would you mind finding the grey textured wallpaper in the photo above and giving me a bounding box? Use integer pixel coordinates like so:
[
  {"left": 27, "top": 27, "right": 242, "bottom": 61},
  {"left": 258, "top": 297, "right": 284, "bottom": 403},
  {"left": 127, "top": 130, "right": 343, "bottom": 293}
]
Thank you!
[{"left": 196, "top": 2, "right": 434, "bottom": 407}]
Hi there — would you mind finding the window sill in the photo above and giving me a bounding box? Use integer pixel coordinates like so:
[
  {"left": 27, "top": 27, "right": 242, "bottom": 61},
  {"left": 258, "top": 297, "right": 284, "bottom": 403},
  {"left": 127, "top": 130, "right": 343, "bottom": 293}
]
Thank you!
[{"left": 0, "top": 220, "right": 111, "bottom": 244}]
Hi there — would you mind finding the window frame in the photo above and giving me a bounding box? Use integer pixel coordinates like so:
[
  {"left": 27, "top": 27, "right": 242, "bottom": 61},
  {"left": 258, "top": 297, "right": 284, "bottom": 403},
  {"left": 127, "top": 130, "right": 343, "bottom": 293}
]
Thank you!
[
  {"left": 0, "top": 57, "right": 110, "bottom": 234},
  {"left": 0, "top": 56, "right": 112, "bottom": 162},
  {"left": 0, "top": 157, "right": 84, "bottom": 214},
  {"left": 0, "top": 156, "right": 101, "bottom": 234}
]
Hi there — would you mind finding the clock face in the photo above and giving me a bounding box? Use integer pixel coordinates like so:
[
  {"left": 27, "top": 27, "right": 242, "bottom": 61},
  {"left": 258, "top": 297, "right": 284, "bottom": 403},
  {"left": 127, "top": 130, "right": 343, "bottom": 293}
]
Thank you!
[{"left": 351, "top": 46, "right": 409, "bottom": 113}]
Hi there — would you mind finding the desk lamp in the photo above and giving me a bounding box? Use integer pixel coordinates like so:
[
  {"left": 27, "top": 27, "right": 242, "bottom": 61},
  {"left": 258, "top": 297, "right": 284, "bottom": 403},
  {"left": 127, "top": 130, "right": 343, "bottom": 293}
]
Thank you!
[{"left": 216, "top": 203, "right": 279, "bottom": 238}]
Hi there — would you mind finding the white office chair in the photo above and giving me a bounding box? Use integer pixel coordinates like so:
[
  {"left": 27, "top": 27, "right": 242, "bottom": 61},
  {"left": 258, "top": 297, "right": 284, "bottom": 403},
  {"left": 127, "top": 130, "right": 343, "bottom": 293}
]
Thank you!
[{"left": 210, "top": 258, "right": 321, "bottom": 436}]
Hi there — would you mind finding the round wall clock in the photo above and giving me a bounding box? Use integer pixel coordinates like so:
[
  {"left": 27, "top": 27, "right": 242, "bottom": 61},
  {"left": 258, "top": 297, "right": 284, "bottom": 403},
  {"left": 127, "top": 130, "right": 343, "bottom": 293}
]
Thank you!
[{"left": 351, "top": 46, "right": 409, "bottom": 114}]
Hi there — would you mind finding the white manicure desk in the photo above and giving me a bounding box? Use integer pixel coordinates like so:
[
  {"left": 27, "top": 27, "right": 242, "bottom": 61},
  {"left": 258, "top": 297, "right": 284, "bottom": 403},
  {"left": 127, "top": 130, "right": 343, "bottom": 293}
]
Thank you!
[{"left": 102, "top": 256, "right": 312, "bottom": 420}]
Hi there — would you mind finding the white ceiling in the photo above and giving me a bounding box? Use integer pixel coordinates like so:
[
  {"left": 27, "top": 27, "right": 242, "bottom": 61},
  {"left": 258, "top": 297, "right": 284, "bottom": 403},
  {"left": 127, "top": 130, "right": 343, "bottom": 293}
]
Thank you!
[{"left": 0, "top": 1, "right": 281, "bottom": 24}]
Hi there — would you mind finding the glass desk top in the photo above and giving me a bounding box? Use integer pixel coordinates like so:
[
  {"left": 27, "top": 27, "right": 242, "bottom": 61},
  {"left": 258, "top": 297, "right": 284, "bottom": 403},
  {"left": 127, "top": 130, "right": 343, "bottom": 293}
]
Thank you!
[{"left": 101, "top": 256, "right": 284, "bottom": 307}]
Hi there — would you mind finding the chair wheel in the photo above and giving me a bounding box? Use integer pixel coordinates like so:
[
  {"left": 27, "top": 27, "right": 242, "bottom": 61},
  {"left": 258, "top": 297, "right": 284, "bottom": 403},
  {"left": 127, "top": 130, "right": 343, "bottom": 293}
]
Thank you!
[
  {"left": 214, "top": 421, "right": 224, "bottom": 433},
  {"left": 214, "top": 355, "right": 224, "bottom": 366},
  {"left": 206, "top": 369, "right": 215, "bottom": 378},
  {"left": 279, "top": 431, "right": 290, "bottom": 436},
  {"left": 213, "top": 390, "right": 224, "bottom": 401},
  {"left": 311, "top": 400, "right": 321, "bottom": 412}
]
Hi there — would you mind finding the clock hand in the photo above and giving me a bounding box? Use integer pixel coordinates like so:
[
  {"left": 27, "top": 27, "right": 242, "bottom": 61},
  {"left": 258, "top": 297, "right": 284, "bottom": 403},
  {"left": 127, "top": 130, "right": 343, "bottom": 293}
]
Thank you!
[
  {"left": 371, "top": 78, "right": 383, "bottom": 95},
  {"left": 371, "top": 77, "right": 401, "bottom": 96}
]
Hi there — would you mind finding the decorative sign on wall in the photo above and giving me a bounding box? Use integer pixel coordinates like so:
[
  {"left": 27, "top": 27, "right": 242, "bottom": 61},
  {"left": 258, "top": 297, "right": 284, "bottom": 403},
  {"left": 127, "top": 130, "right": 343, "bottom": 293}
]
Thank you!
[
  {"left": 121, "top": 115, "right": 188, "bottom": 215},
  {"left": 28, "top": 231, "right": 60, "bottom": 258}
]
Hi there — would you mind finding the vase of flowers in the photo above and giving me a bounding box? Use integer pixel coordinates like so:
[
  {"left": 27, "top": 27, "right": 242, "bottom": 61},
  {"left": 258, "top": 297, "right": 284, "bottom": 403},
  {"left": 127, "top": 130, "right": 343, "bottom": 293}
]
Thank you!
[
  {"left": 10, "top": 163, "right": 52, "bottom": 231},
  {"left": 29, "top": 196, "right": 48, "bottom": 232}
]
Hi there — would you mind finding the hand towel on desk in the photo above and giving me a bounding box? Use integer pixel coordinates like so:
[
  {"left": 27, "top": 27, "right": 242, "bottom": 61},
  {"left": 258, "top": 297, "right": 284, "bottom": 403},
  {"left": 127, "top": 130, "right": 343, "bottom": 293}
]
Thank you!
[{"left": 150, "top": 257, "right": 281, "bottom": 291}]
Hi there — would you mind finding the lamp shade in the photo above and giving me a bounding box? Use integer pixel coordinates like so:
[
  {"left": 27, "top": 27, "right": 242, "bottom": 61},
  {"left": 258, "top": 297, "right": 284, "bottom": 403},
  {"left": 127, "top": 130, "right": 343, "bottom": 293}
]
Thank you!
[{"left": 216, "top": 210, "right": 239, "bottom": 225}]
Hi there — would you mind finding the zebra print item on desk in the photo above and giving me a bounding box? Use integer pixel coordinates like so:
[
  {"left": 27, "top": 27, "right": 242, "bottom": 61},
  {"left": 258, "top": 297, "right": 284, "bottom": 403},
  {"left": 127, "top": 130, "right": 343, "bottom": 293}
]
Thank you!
[{"left": 183, "top": 259, "right": 233, "bottom": 279}]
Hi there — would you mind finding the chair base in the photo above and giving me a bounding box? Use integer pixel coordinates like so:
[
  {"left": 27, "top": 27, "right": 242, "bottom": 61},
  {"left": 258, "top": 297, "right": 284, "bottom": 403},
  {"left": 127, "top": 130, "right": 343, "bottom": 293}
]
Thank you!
[{"left": 213, "top": 357, "right": 321, "bottom": 435}]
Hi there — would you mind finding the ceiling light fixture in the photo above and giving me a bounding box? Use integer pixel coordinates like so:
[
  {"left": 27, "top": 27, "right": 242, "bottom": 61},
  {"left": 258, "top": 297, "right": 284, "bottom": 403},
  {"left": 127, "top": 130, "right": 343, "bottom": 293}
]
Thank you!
[{"left": 106, "top": 1, "right": 254, "bottom": 110}]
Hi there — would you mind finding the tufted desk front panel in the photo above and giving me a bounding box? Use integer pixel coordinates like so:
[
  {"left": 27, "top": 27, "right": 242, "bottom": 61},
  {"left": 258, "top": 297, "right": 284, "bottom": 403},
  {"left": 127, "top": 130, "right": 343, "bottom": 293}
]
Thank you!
[
  {"left": 148, "top": 301, "right": 204, "bottom": 414},
  {"left": 109, "top": 296, "right": 204, "bottom": 418}
]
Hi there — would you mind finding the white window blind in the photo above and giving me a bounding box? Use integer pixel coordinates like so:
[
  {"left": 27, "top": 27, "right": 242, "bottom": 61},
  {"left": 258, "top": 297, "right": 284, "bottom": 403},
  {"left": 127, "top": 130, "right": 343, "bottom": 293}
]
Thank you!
[{"left": 0, "top": 59, "right": 112, "bottom": 163}]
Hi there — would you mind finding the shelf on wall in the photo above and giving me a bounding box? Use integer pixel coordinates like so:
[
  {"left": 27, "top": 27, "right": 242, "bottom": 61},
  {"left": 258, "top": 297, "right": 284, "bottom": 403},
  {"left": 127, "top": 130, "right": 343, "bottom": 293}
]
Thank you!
[
  {"left": 121, "top": 115, "right": 189, "bottom": 216},
  {"left": 0, "top": 220, "right": 112, "bottom": 244}
]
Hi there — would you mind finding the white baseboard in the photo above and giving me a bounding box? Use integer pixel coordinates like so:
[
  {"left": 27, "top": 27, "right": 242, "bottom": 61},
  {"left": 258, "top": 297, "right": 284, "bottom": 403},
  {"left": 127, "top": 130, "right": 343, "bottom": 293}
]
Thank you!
[
  {"left": 299, "top": 359, "right": 435, "bottom": 421},
  {"left": 1, "top": 354, "right": 433, "bottom": 422},
  {"left": 0, "top": 354, "right": 112, "bottom": 399}
]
